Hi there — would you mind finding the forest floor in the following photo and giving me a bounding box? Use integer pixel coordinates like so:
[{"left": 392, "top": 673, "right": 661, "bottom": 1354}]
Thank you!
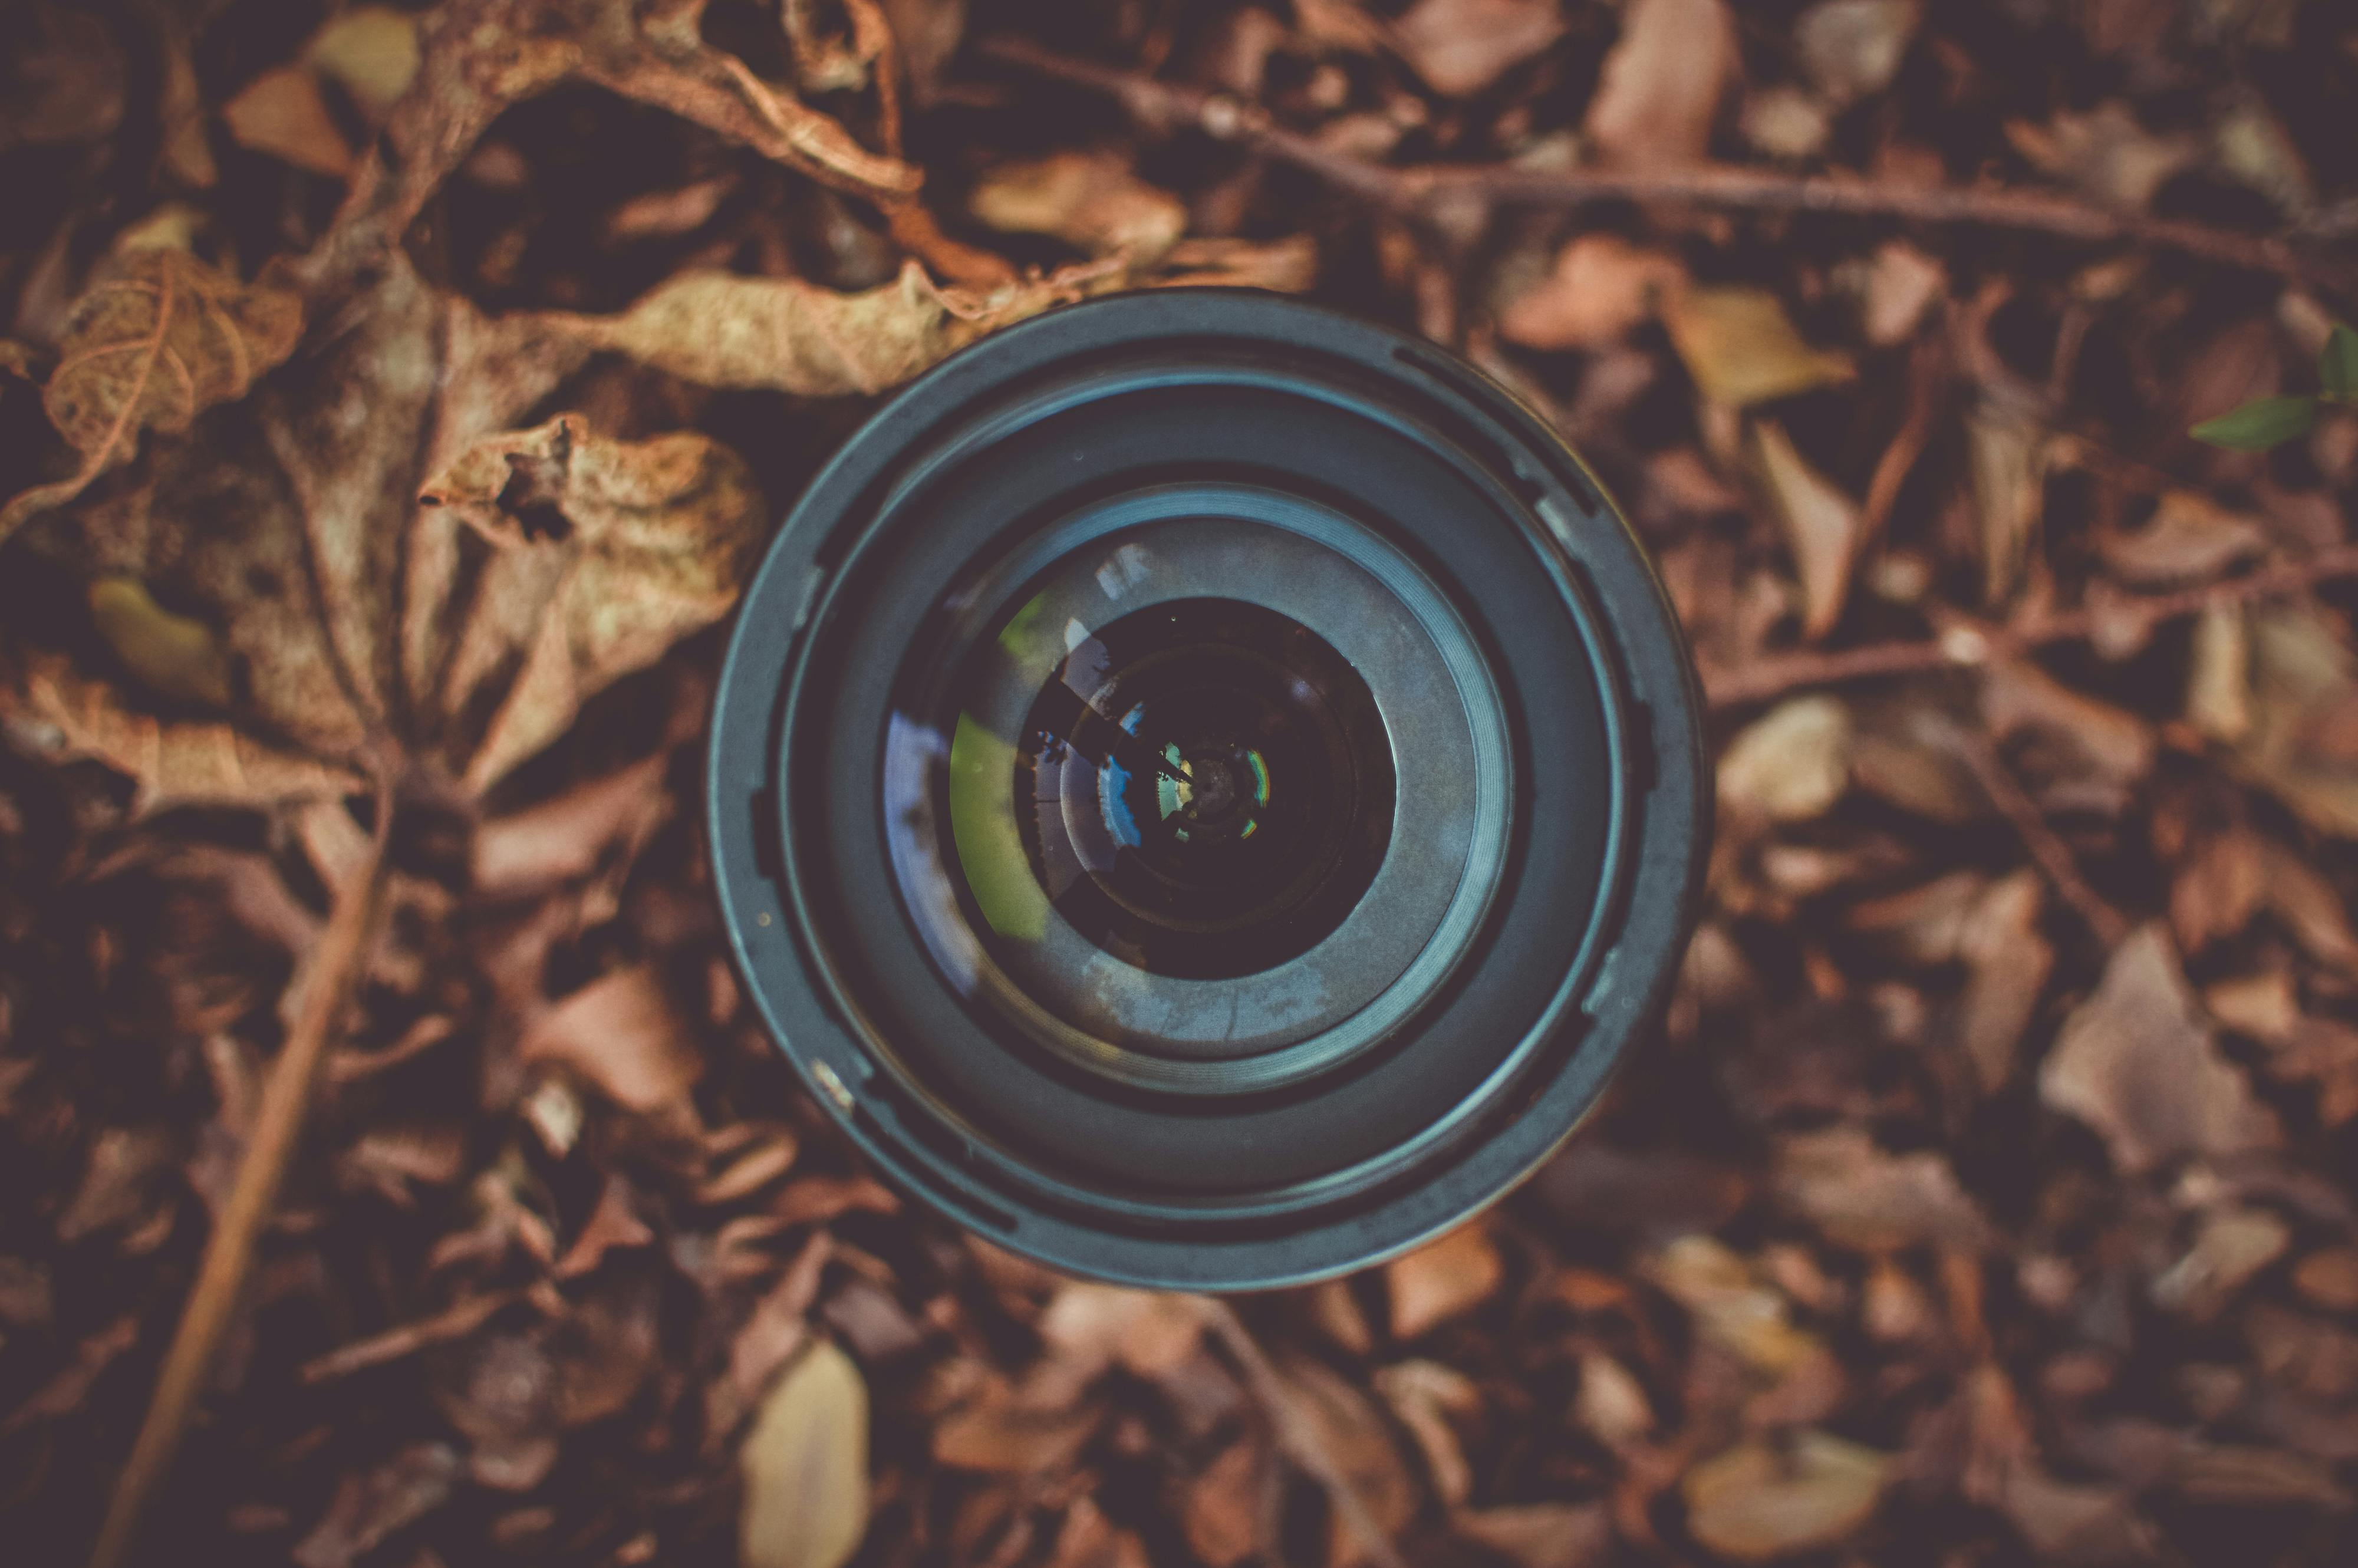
[{"left": 5, "top": 2, "right": 2358, "bottom": 1566}]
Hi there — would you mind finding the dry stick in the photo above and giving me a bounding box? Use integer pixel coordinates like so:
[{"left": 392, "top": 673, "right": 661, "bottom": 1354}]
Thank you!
[
  {"left": 1939, "top": 718, "right": 2132, "bottom": 948},
  {"left": 1703, "top": 543, "right": 2358, "bottom": 709},
  {"left": 90, "top": 789, "right": 394, "bottom": 1568},
  {"left": 976, "top": 37, "right": 2357, "bottom": 299},
  {"left": 1201, "top": 1301, "right": 1409, "bottom": 1568}
]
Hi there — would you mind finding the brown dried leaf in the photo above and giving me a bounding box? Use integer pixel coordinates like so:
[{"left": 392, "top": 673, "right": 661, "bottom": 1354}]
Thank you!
[
  {"left": 519, "top": 964, "right": 703, "bottom": 1115},
  {"left": 1773, "top": 1126, "right": 1994, "bottom": 1252},
  {"left": 222, "top": 65, "right": 358, "bottom": 180},
  {"left": 0, "top": 645, "right": 354, "bottom": 809},
  {"left": 739, "top": 1340, "right": 871, "bottom": 1568},
  {"left": 2006, "top": 102, "right": 2197, "bottom": 210},
  {"left": 1719, "top": 696, "right": 1852, "bottom": 823},
  {"left": 1665, "top": 288, "right": 1855, "bottom": 409},
  {"left": 307, "top": 6, "right": 424, "bottom": 123},
  {"left": 1796, "top": 0, "right": 1919, "bottom": 106},
  {"left": 2038, "top": 925, "right": 2281, "bottom": 1174},
  {"left": 1682, "top": 1431, "right": 1892, "bottom": 1562},
  {"left": 1958, "top": 869, "right": 2051, "bottom": 1092},
  {"left": 1585, "top": 0, "right": 1740, "bottom": 170},
  {"left": 1752, "top": 420, "right": 1862, "bottom": 641},
  {"left": 1646, "top": 1235, "right": 1823, "bottom": 1376},
  {"left": 1385, "top": 1218, "right": 1504, "bottom": 1339},
  {"left": 1372, "top": 1359, "right": 1478, "bottom": 1506},
  {"left": 1273, "top": 1355, "right": 1417, "bottom": 1568},
  {"left": 292, "top": 1444, "right": 462, "bottom": 1568},
  {"left": 472, "top": 755, "right": 671, "bottom": 897},
  {"left": 1966, "top": 403, "right": 2049, "bottom": 604},
  {"left": 417, "top": 413, "right": 764, "bottom": 790},
  {"left": 533, "top": 261, "right": 1111, "bottom": 397},
  {"left": 2229, "top": 606, "right": 2358, "bottom": 838},
  {"left": 0, "top": 249, "right": 301, "bottom": 548},
  {"left": 969, "top": 152, "right": 1187, "bottom": 262},
  {"left": 1499, "top": 234, "right": 1682, "bottom": 352},
  {"left": 2100, "top": 492, "right": 2265, "bottom": 585},
  {"left": 1390, "top": 0, "right": 1565, "bottom": 97},
  {"left": 1454, "top": 1503, "right": 1613, "bottom": 1568},
  {"left": 1181, "top": 1433, "right": 1271, "bottom": 1568}
]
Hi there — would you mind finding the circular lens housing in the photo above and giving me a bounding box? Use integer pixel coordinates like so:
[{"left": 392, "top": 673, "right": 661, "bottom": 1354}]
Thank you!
[{"left": 710, "top": 291, "right": 1705, "bottom": 1289}]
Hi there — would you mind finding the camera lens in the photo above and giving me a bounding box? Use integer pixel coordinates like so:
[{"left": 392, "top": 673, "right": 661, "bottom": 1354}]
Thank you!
[{"left": 710, "top": 291, "right": 1705, "bottom": 1289}]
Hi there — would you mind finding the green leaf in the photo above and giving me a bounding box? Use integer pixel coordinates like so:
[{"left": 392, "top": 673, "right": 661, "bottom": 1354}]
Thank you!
[
  {"left": 2192, "top": 395, "right": 2317, "bottom": 451},
  {"left": 2320, "top": 325, "right": 2358, "bottom": 403}
]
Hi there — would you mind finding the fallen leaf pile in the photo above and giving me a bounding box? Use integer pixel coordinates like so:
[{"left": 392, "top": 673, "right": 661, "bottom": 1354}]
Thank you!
[{"left": 4, "top": 1, "right": 2358, "bottom": 1566}]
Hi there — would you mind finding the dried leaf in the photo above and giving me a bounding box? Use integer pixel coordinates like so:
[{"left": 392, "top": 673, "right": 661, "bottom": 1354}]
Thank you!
[
  {"left": 472, "top": 755, "right": 670, "bottom": 897},
  {"left": 2038, "top": 925, "right": 2281, "bottom": 1174},
  {"left": 1455, "top": 1504, "right": 1613, "bottom": 1568},
  {"left": 1719, "top": 696, "right": 1852, "bottom": 823},
  {"left": 1772, "top": 1126, "right": 1994, "bottom": 1252},
  {"left": 1372, "top": 1359, "right": 1478, "bottom": 1505},
  {"left": 1498, "top": 234, "right": 1681, "bottom": 351},
  {"left": 1684, "top": 1431, "right": 1891, "bottom": 1562},
  {"left": 533, "top": 261, "right": 1108, "bottom": 397},
  {"left": 1646, "top": 1235, "right": 1822, "bottom": 1376},
  {"left": 969, "top": 152, "right": 1187, "bottom": 262},
  {"left": 1385, "top": 1219, "right": 1504, "bottom": 1339},
  {"left": 1573, "top": 1351, "right": 1655, "bottom": 1450},
  {"left": 1795, "top": 0, "right": 1919, "bottom": 106},
  {"left": 1273, "top": 1355, "right": 1416, "bottom": 1568},
  {"left": 1958, "top": 870, "right": 2051, "bottom": 1092},
  {"left": 1858, "top": 240, "right": 1946, "bottom": 347},
  {"left": 1585, "top": 0, "right": 1738, "bottom": 169},
  {"left": 1389, "top": 0, "right": 1565, "bottom": 97},
  {"left": 739, "top": 1341, "right": 870, "bottom": 1568},
  {"left": 2151, "top": 1207, "right": 2290, "bottom": 1320},
  {"left": 2229, "top": 605, "right": 2358, "bottom": 837},
  {"left": 2102, "top": 491, "right": 2265, "bottom": 585},
  {"left": 0, "top": 249, "right": 301, "bottom": 548},
  {"left": 293, "top": 1444, "right": 462, "bottom": 1568},
  {"left": 307, "top": 6, "right": 424, "bottom": 123},
  {"left": 1752, "top": 420, "right": 1862, "bottom": 641},
  {"left": 1966, "top": 403, "right": 2048, "bottom": 604},
  {"left": 519, "top": 964, "right": 703, "bottom": 1115},
  {"left": 2006, "top": 102, "right": 2197, "bottom": 210},
  {"left": 417, "top": 413, "right": 764, "bottom": 790},
  {"left": 222, "top": 65, "right": 358, "bottom": 180},
  {"left": 1665, "top": 288, "right": 1855, "bottom": 409}
]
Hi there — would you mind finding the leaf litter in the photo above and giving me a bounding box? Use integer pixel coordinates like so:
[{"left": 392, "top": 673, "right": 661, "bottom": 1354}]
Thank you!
[{"left": 7, "top": 4, "right": 2358, "bottom": 1568}]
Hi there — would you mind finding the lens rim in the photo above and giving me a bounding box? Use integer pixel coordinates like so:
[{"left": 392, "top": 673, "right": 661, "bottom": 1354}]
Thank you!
[{"left": 709, "top": 290, "right": 1707, "bottom": 1290}]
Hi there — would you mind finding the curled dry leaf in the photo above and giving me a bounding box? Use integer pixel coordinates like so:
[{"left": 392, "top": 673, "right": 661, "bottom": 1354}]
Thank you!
[
  {"left": 417, "top": 413, "right": 763, "bottom": 790},
  {"left": 1498, "top": 234, "right": 1681, "bottom": 352},
  {"left": 1584, "top": 0, "right": 1739, "bottom": 171},
  {"left": 2005, "top": 102, "right": 2198, "bottom": 212},
  {"left": 2100, "top": 491, "right": 2265, "bottom": 585},
  {"left": 1752, "top": 420, "right": 1862, "bottom": 642},
  {"left": 533, "top": 260, "right": 1115, "bottom": 397},
  {"left": 1719, "top": 696, "right": 1852, "bottom": 824},
  {"left": 2038, "top": 925, "right": 2281, "bottom": 1175},
  {"left": 0, "top": 248, "right": 301, "bottom": 548},
  {"left": 1681, "top": 1431, "right": 1893, "bottom": 1562},
  {"left": 1389, "top": 0, "right": 1565, "bottom": 98},
  {"left": 1665, "top": 288, "right": 1855, "bottom": 410},
  {"left": 969, "top": 151, "right": 1188, "bottom": 262},
  {"left": 740, "top": 1340, "right": 871, "bottom": 1568}
]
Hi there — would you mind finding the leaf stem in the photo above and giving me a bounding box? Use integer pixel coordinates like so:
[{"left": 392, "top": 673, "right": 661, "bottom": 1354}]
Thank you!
[{"left": 89, "top": 780, "right": 394, "bottom": 1568}]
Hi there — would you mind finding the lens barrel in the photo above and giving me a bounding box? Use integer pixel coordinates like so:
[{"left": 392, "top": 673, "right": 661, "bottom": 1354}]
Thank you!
[{"left": 709, "top": 291, "right": 1705, "bottom": 1289}]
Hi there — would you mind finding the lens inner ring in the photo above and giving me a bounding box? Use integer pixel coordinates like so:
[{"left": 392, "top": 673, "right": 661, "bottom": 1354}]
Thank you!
[{"left": 884, "top": 485, "right": 1511, "bottom": 1092}]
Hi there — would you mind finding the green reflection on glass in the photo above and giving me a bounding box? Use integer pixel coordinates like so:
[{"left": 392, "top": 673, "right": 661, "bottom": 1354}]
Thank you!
[{"left": 949, "top": 711, "right": 1048, "bottom": 941}]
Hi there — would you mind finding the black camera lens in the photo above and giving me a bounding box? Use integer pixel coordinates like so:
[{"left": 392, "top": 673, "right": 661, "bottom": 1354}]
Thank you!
[{"left": 710, "top": 291, "right": 1704, "bottom": 1289}]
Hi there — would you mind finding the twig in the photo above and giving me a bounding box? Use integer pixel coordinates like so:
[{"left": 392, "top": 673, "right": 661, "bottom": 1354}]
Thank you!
[
  {"left": 1703, "top": 543, "right": 2358, "bottom": 709},
  {"left": 1200, "top": 1301, "right": 1409, "bottom": 1568},
  {"left": 975, "top": 37, "right": 2356, "bottom": 299},
  {"left": 90, "top": 783, "right": 395, "bottom": 1568},
  {"left": 1937, "top": 718, "right": 2131, "bottom": 947},
  {"left": 299, "top": 1287, "right": 526, "bottom": 1384}
]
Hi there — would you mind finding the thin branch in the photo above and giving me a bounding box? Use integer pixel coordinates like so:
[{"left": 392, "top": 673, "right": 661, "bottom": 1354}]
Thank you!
[
  {"left": 299, "top": 1286, "right": 527, "bottom": 1383},
  {"left": 975, "top": 37, "right": 2356, "bottom": 299},
  {"left": 1703, "top": 544, "right": 2358, "bottom": 709},
  {"left": 1200, "top": 1300, "right": 1409, "bottom": 1568},
  {"left": 90, "top": 784, "right": 395, "bottom": 1568},
  {"left": 1938, "top": 717, "right": 2131, "bottom": 948}
]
